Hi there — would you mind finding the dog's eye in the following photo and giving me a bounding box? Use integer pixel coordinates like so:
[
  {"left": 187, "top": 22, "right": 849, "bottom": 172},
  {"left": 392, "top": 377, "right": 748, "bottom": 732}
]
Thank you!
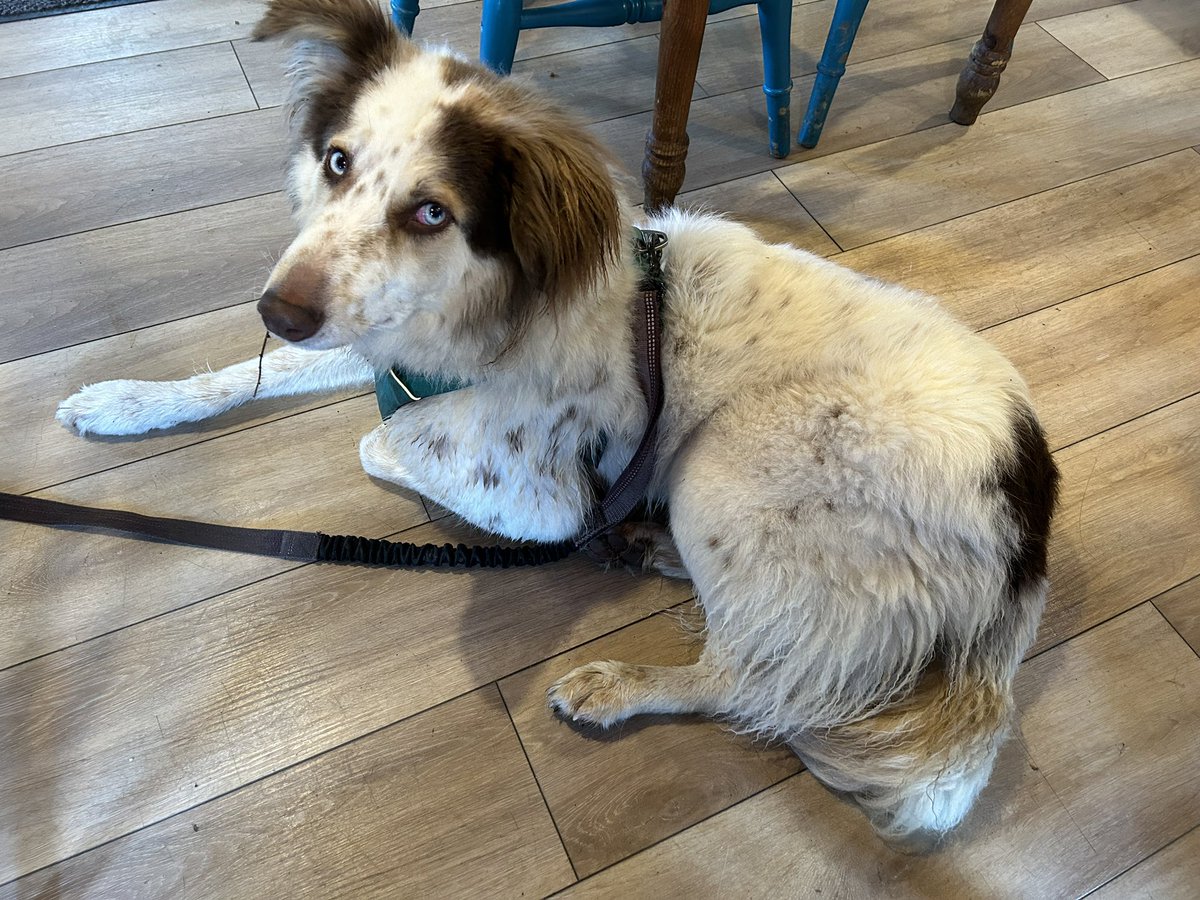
[
  {"left": 324, "top": 146, "right": 351, "bottom": 179},
  {"left": 411, "top": 201, "right": 451, "bottom": 232}
]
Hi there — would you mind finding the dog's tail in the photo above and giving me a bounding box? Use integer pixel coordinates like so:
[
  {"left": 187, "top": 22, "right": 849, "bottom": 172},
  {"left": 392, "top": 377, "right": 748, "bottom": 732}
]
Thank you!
[{"left": 789, "top": 580, "right": 1046, "bottom": 842}]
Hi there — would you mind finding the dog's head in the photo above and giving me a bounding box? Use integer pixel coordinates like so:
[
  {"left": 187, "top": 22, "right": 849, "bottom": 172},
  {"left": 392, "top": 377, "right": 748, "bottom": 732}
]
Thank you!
[{"left": 252, "top": 0, "right": 623, "bottom": 369}]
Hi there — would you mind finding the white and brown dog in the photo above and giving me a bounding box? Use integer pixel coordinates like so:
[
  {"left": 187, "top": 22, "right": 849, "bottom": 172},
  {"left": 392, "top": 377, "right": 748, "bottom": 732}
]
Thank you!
[{"left": 56, "top": 0, "right": 1058, "bottom": 841}]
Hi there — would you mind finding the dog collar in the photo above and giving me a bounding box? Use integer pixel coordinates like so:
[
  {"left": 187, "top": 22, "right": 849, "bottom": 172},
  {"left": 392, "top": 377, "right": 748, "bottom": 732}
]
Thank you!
[{"left": 374, "top": 367, "right": 467, "bottom": 420}]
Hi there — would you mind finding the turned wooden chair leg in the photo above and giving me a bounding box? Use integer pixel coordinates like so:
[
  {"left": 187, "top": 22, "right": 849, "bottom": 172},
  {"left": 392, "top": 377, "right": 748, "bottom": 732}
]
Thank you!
[
  {"left": 643, "top": 0, "right": 709, "bottom": 211},
  {"left": 950, "top": 0, "right": 1034, "bottom": 125}
]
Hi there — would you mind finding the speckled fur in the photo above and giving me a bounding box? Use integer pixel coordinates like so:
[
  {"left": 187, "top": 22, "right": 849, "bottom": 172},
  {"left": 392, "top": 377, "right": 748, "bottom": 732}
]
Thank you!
[{"left": 58, "top": 0, "right": 1057, "bottom": 842}]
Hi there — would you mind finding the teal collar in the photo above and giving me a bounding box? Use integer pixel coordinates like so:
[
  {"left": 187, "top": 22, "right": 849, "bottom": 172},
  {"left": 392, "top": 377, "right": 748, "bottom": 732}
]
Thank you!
[
  {"left": 374, "top": 367, "right": 468, "bottom": 420},
  {"left": 373, "top": 226, "right": 663, "bottom": 421}
]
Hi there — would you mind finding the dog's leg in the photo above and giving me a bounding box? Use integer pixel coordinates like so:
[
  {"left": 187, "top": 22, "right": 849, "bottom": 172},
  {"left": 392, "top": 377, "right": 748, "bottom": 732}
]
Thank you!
[
  {"left": 547, "top": 655, "right": 729, "bottom": 728},
  {"left": 586, "top": 521, "right": 690, "bottom": 579},
  {"left": 57, "top": 346, "right": 373, "bottom": 436}
]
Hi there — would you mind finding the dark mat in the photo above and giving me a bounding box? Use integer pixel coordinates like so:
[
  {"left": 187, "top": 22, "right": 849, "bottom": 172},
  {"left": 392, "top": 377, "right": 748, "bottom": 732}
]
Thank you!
[{"left": 0, "top": 0, "right": 161, "bottom": 24}]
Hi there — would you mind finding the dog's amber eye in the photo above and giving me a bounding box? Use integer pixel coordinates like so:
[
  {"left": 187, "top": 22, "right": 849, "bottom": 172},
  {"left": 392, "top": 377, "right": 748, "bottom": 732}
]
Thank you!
[
  {"left": 324, "top": 146, "right": 351, "bottom": 179},
  {"left": 411, "top": 201, "right": 451, "bottom": 232}
]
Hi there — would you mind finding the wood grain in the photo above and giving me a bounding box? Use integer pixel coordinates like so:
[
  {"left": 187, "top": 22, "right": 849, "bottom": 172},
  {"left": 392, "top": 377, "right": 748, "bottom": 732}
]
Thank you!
[
  {"left": 776, "top": 59, "right": 1200, "bottom": 249},
  {"left": 0, "top": 394, "right": 425, "bottom": 670},
  {"left": 1042, "top": 0, "right": 1200, "bottom": 78},
  {"left": 986, "top": 254, "right": 1200, "bottom": 450},
  {"left": 0, "top": 0, "right": 262, "bottom": 80},
  {"left": 500, "top": 610, "right": 802, "bottom": 877},
  {"left": 1040, "top": 393, "right": 1200, "bottom": 654},
  {"left": 564, "top": 604, "right": 1200, "bottom": 898},
  {"left": 0, "top": 43, "right": 256, "bottom": 158},
  {"left": 840, "top": 150, "right": 1200, "bottom": 330},
  {"left": 0, "top": 516, "right": 687, "bottom": 881},
  {"left": 0, "top": 687, "right": 576, "bottom": 899},
  {"left": 677, "top": 171, "right": 840, "bottom": 253},
  {"left": 694, "top": 0, "right": 1113, "bottom": 96},
  {"left": 590, "top": 19, "right": 1103, "bottom": 195},
  {"left": 1154, "top": 575, "right": 1200, "bottom": 656},
  {"left": 1089, "top": 824, "right": 1200, "bottom": 899},
  {"left": 0, "top": 109, "right": 287, "bottom": 250},
  {"left": 0, "top": 192, "right": 294, "bottom": 364}
]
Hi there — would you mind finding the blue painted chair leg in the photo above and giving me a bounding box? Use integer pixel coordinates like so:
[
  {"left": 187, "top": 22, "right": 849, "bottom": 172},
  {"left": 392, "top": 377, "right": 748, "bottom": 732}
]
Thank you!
[
  {"left": 798, "top": 0, "right": 869, "bottom": 149},
  {"left": 757, "top": 0, "right": 793, "bottom": 158},
  {"left": 479, "top": 0, "right": 523, "bottom": 75},
  {"left": 390, "top": 0, "right": 421, "bottom": 36}
]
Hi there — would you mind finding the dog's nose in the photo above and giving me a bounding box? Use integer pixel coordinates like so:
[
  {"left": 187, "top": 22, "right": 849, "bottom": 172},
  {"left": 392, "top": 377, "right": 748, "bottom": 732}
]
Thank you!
[{"left": 257, "top": 288, "right": 324, "bottom": 342}]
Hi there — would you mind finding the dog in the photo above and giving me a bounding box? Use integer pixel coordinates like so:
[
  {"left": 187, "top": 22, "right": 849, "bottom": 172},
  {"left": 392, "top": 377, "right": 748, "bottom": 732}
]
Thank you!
[{"left": 55, "top": 0, "right": 1059, "bottom": 841}]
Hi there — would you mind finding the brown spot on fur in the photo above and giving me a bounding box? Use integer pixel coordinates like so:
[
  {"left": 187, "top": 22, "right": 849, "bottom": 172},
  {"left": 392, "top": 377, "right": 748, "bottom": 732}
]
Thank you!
[
  {"left": 431, "top": 94, "right": 622, "bottom": 349},
  {"left": 550, "top": 405, "right": 578, "bottom": 435},
  {"left": 506, "top": 426, "right": 525, "bottom": 454},
  {"left": 824, "top": 499, "right": 836, "bottom": 512},
  {"left": 253, "top": 0, "right": 412, "bottom": 157},
  {"left": 746, "top": 333, "right": 760, "bottom": 346},
  {"left": 441, "top": 54, "right": 498, "bottom": 87},
  {"left": 474, "top": 463, "right": 500, "bottom": 490},
  {"left": 429, "top": 433, "right": 449, "bottom": 460},
  {"left": 707, "top": 535, "right": 721, "bottom": 549}
]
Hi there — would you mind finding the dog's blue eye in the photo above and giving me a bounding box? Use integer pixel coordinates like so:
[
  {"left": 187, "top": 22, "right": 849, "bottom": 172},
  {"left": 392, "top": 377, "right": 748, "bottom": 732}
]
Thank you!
[
  {"left": 414, "top": 202, "right": 449, "bottom": 229},
  {"left": 324, "top": 147, "right": 350, "bottom": 178}
]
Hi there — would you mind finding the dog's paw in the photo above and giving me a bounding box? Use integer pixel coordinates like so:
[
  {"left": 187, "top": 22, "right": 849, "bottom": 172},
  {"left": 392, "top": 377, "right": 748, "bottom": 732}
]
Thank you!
[
  {"left": 547, "top": 660, "right": 641, "bottom": 728},
  {"left": 56, "top": 380, "right": 181, "bottom": 436}
]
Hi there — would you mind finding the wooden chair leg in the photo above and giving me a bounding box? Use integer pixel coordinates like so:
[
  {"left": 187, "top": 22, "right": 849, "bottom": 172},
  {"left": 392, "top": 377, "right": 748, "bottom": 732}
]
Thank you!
[
  {"left": 390, "top": 0, "right": 421, "bottom": 36},
  {"left": 798, "top": 0, "right": 870, "bottom": 149},
  {"left": 757, "top": 0, "right": 793, "bottom": 158},
  {"left": 950, "top": 0, "right": 1034, "bottom": 125},
  {"left": 643, "top": 0, "right": 708, "bottom": 211},
  {"left": 480, "top": 0, "right": 522, "bottom": 75}
]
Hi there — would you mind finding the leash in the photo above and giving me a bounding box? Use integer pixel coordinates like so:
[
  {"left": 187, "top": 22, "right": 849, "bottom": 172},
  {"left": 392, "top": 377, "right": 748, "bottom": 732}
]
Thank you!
[{"left": 0, "top": 229, "right": 668, "bottom": 570}]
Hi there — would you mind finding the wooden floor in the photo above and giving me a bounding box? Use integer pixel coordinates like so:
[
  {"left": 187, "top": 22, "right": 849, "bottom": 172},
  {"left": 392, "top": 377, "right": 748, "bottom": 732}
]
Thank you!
[{"left": 1, "top": 0, "right": 1198, "bottom": 896}]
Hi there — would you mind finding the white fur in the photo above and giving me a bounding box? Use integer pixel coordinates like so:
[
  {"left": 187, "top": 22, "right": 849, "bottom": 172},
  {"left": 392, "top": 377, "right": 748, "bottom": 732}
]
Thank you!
[{"left": 58, "top": 31, "right": 1050, "bottom": 840}]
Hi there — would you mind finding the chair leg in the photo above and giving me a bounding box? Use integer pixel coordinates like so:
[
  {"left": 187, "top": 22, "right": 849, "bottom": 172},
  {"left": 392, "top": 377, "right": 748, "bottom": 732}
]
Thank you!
[
  {"left": 390, "top": 0, "right": 421, "bottom": 36},
  {"left": 480, "top": 0, "right": 523, "bottom": 75},
  {"left": 757, "top": 0, "right": 793, "bottom": 158},
  {"left": 798, "top": 0, "right": 870, "bottom": 149},
  {"left": 643, "top": 0, "right": 708, "bottom": 211},
  {"left": 950, "top": 0, "right": 1034, "bottom": 125}
]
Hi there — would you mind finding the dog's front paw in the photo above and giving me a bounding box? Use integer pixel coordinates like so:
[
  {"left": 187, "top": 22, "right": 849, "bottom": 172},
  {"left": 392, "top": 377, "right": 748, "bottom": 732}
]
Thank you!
[
  {"left": 57, "top": 380, "right": 180, "bottom": 436},
  {"left": 547, "top": 660, "right": 641, "bottom": 728}
]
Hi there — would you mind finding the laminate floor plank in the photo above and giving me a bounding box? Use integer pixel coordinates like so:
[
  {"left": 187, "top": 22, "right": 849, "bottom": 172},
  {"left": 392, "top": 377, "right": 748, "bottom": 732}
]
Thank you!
[
  {"left": 0, "top": 394, "right": 425, "bottom": 671},
  {"left": 0, "top": 0, "right": 261, "bottom": 80},
  {"left": 694, "top": 0, "right": 1114, "bottom": 96},
  {"left": 499, "top": 610, "right": 803, "bottom": 877},
  {"left": 0, "top": 687, "right": 576, "bottom": 900},
  {"left": 676, "top": 172, "right": 840, "bottom": 252},
  {"left": 0, "top": 43, "right": 256, "bottom": 158},
  {"left": 0, "top": 109, "right": 287, "bottom": 251},
  {"left": 0, "top": 193, "right": 294, "bottom": 364},
  {"left": 590, "top": 20, "right": 1103, "bottom": 196},
  {"left": 563, "top": 604, "right": 1200, "bottom": 898},
  {"left": 839, "top": 149, "right": 1200, "bottom": 330},
  {"left": 986, "top": 255, "right": 1200, "bottom": 451},
  {"left": 1042, "top": 0, "right": 1200, "bottom": 79},
  {"left": 0, "top": 518, "right": 687, "bottom": 881},
  {"left": 1089, "top": 824, "right": 1200, "bottom": 899},
  {"left": 1155, "top": 575, "right": 1200, "bottom": 657},
  {"left": 775, "top": 59, "right": 1200, "bottom": 249},
  {"left": 1041, "top": 394, "right": 1200, "bottom": 654}
]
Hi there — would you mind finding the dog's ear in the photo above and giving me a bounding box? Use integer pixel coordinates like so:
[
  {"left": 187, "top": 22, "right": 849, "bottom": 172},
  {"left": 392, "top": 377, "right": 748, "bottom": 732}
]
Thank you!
[
  {"left": 502, "top": 121, "right": 623, "bottom": 312},
  {"left": 253, "top": 0, "right": 409, "bottom": 155}
]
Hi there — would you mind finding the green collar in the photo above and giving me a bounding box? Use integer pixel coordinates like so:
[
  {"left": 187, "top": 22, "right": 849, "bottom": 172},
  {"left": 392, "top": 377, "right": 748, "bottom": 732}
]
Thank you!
[{"left": 373, "top": 226, "right": 663, "bottom": 421}]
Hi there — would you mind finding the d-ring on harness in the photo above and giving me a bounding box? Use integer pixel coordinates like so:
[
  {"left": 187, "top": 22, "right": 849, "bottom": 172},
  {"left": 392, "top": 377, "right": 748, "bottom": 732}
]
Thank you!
[{"left": 0, "top": 229, "right": 669, "bottom": 570}]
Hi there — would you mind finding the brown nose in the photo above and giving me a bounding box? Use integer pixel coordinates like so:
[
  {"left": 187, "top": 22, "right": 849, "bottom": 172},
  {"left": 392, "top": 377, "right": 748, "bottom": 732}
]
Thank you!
[{"left": 257, "top": 289, "right": 324, "bottom": 342}]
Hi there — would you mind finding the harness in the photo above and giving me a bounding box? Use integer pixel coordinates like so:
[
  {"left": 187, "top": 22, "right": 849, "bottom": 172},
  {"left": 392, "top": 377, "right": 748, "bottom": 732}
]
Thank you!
[{"left": 0, "top": 229, "right": 668, "bottom": 570}]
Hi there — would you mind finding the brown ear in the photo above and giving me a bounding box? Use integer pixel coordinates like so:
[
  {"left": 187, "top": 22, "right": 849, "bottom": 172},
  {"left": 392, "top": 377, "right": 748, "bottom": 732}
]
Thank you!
[
  {"left": 503, "top": 122, "right": 623, "bottom": 309},
  {"left": 253, "top": 0, "right": 409, "bottom": 155}
]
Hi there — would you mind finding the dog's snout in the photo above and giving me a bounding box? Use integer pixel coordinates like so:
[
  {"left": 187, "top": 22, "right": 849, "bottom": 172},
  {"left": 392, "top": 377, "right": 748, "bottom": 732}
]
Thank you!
[{"left": 257, "top": 289, "right": 324, "bottom": 342}]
